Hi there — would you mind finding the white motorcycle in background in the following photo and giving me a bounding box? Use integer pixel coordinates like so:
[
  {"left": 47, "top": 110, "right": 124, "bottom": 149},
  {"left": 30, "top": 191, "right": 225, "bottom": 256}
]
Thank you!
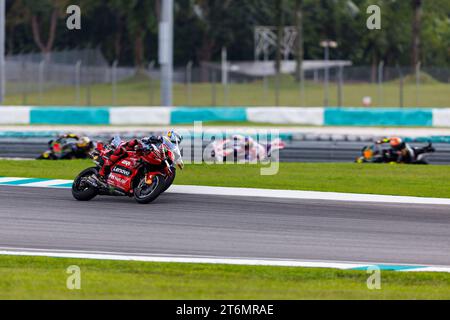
[{"left": 204, "top": 135, "right": 285, "bottom": 163}]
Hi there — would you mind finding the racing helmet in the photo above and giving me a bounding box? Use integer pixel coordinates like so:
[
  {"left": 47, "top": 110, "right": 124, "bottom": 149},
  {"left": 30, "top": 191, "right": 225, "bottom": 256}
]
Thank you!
[
  {"left": 77, "top": 136, "right": 92, "bottom": 148},
  {"left": 389, "top": 137, "right": 403, "bottom": 149},
  {"left": 245, "top": 136, "right": 255, "bottom": 148},
  {"left": 232, "top": 135, "right": 249, "bottom": 145},
  {"left": 167, "top": 130, "right": 183, "bottom": 145}
]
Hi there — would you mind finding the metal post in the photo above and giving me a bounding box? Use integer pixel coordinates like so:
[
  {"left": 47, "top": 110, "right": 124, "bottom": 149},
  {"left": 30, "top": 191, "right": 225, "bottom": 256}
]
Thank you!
[
  {"left": 324, "top": 46, "right": 329, "bottom": 107},
  {"left": 378, "top": 61, "right": 384, "bottom": 107},
  {"left": 38, "top": 60, "right": 45, "bottom": 105},
  {"left": 337, "top": 65, "right": 344, "bottom": 107},
  {"left": 320, "top": 40, "right": 338, "bottom": 107},
  {"left": 0, "top": 0, "right": 5, "bottom": 104},
  {"left": 275, "top": 72, "right": 280, "bottom": 107},
  {"left": 86, "top": 66, "right": 91, "bottom": 106},
  {"left": 416, "top": 62, "right": 421, "bottom": 107},
  {"left": 397, "top": 65, "right": 404, "bottom": 108},
  {"left": 221, "top": 47, "right": 229, "bottom": 106},
  {"left": 112, "top": 60, "right": 118, "bottom": 106},
  {"left": 274, "top": 0, "right": 284, "bottom": 108},
  {"left": 148, "top": 61, "right": 155, "bottom": 105},
  {"left": 186, "top": 61, "right": 193, "bottom": 106},
  {"left": 211, "top": 68, "right": 217, "bottom": 106},
  {"left": 159, "top": 0, "right": 174, "bottom": 106},
  {"left": 300, "top": 67, "right": 305, "bottom": 107},
  {"left": 21, "top": 59, "right": 27, "bottom": 105},
  {"left": 75, "top": 60, "right": 81, "bottom": 105},
  {"left": 263, "top": 49, "right": 269, "bottom": 106}
]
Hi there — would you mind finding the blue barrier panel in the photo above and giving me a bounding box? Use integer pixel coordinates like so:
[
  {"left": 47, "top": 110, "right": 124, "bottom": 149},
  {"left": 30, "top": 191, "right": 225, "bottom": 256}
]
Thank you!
[
  {"left": 404, "top": 136, "right": 450, "bottom": 144},
  {"left": 324, "top": 108, "right": 433, "bottom": 127},
  {"left": 0, "top": 131, "right": 59, "bottom": 138},
  {"left": 351, "top": 265, "right": 425, "bottom": 271},
  {"left": 171, "top": 107, "right": 247, "bottom": 124},
  {"left": 30, "top": 107, "right": 110, "bottom": 125}
]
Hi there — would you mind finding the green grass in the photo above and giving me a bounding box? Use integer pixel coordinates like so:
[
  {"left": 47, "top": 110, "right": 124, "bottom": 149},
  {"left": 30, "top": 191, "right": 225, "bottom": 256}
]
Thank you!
[
  {"left": 5, "top": 74, "right": 450, "bottom": 107},
  {"left": 1, "top": 255, "right": 449, "bottom": 299},
  {"left": 1, "top": 160, "right": 450, "bottom": 198}
]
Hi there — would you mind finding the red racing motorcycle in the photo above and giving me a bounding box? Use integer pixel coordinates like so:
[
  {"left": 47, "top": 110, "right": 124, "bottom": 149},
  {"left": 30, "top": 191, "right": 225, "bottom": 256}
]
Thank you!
[{"left": 72, "top": 136, "right": 183, "bottom": 204}]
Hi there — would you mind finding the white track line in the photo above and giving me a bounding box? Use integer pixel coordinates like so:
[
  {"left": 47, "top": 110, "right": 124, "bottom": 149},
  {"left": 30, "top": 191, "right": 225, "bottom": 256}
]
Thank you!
[
  {"left": 1, "top": 177, "right": 450, "bottom": 205},
  {"left": 167, "top": 185, "right": 450, "bottom": 206},
  {"left": 21, "top": 179, "right": 73, "bottom": 187},
  {"left": 0, "top": 247, "right": 449, "bottom": 273},
  {"left": 0, "top": 249, "right": 363, "bottom": 269},
  {"left": 0, "top": 177, "right": 31, "bottom": 183}
]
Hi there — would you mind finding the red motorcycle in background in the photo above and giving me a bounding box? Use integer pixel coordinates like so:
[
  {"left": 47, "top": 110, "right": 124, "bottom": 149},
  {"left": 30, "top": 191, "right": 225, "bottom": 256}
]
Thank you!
[{"left": 72, "top": 136, "right": 183, "bottom": 204}]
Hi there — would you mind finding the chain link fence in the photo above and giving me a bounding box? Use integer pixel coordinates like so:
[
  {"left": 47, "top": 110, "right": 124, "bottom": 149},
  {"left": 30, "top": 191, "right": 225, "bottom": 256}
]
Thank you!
[
  {"left": 178, "top": 62, "right": 450, "bottom": 108},
  {"left": 5, "top": 48, "right": 136, "bottom": 105},
  {"left": 4, "top": 49, "right": 450, "bottom": 107}
]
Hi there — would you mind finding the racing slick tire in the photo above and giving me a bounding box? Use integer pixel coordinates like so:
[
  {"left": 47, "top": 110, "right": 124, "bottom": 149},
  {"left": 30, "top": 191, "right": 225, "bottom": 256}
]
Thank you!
[
  {"left": 161, "top": 168, "right": 176, "bottom": 193},
  {"left": 72, "top": 167, "right": 99, "bottom": 201},
  {"left": 133, "top": 174, "right": 166, "bottom": 204}
]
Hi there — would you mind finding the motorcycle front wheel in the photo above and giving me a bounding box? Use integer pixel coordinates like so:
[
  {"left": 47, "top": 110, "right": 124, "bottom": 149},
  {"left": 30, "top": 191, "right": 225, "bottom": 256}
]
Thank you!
[
  {"left": 133, "top": 174, "right": 165, "bottom": 204},
  {"left": 161, "top": 168, "right": 176, "bottom": 193},
  {"left": 72, "top": 167, "right": 99, "bottom": 201}
]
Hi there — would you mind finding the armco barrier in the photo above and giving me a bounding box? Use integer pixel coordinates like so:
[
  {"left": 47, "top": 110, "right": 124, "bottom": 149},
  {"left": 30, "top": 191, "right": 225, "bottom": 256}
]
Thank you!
[
  {"left": 0, "top": 107, "right": 30, "bottom": 124},
  {"left": 0, "top": 106, "right": 449, "bottom": 127},
  {"left": 30, "top": 107, "right": 110, "bottom": 125},
  {"left": 246, "top": 107, "right": 324, "bottom": 125},
  {"left": 171, "top": 107, "right": 247, "bottom": 124},
  {"left": 324, "top": 108, "right": 433, "bottom": 127}
]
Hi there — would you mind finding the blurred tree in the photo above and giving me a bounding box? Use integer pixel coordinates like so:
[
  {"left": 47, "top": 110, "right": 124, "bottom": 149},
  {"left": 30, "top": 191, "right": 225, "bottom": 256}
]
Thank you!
[
  {"left": 357, "top": 0, "right": 411, "bottom": 70},
  {"left": 3, "top": 0, "right": 449, "bottom": 68},
  {"left": 191, "top": 0, "right": 232, "bottom": 64},
  {"left": 275, "top": 0, "right": 284, "bottom": 105},
  {"left": 294, "top": 0, "right": 304, "bottom": 82},
  {"left": 5, "top": 0, "right": 27, "bottom": 54},
  {"left": 22, "top": 0, "right": 71, "bottom": 56},
  {"left": 421, "top": 0, "right": 450, "bottom": 66},
  {"left": 411, "top": 0, "right": 423, "bottom": 67},
  {"left": 110, "top": 0, "right": 158, "bottom": 68}
]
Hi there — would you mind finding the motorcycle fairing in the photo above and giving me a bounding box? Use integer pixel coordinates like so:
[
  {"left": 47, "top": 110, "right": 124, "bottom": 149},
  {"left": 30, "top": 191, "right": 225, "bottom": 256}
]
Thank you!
[{"left": 107, "top": 157, "right": 140, "bottom": 193}]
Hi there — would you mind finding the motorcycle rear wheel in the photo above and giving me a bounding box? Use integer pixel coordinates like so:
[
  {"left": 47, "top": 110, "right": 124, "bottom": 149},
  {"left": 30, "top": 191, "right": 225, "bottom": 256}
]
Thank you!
[
  {"left": 72, "top": 167, "right": 99, "bottom": 201},
  {"left": 133, "top": 174, "right": 165, "bottom": 204}
]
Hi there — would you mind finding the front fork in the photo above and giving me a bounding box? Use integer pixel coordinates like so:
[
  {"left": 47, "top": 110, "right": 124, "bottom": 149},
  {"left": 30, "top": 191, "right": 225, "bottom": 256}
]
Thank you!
[{"left": 144, "top": 161, "right": 173, "bottom": 185}]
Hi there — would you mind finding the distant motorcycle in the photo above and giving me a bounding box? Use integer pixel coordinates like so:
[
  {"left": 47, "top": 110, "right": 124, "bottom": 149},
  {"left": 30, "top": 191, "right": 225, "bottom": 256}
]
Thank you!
[
  {"left": 37, "top": 135, "right": 94, "bottom": 160},
  {"left": 356, "top": 142, "right": 435, "bottom": 164},
  {"left": 204, "top": 135, "right": 285, "bottom": 163}
]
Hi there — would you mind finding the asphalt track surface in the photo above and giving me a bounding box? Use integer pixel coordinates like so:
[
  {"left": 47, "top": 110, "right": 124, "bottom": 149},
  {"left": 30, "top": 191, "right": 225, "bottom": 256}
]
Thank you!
[{"left": 1, "top": 186, "right": 449, "bottom": 266}]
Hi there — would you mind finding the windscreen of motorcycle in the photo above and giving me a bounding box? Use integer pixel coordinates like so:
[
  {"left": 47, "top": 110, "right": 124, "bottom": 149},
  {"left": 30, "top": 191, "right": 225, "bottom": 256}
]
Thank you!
[
  {"left": 163, "top": 137, "right": 182, "bottom": 164},
  {"left": 111, "top": 135, "right": 122, "bottom": 148}
]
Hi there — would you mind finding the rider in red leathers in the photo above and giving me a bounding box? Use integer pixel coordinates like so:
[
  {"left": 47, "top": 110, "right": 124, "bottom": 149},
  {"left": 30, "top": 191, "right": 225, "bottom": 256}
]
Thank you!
[
  {"left": 97, "top": 131, "right": 183, "bottom": 181},
  {"left": 98, "top": 136, "right": 163, "bottom": 180}
]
